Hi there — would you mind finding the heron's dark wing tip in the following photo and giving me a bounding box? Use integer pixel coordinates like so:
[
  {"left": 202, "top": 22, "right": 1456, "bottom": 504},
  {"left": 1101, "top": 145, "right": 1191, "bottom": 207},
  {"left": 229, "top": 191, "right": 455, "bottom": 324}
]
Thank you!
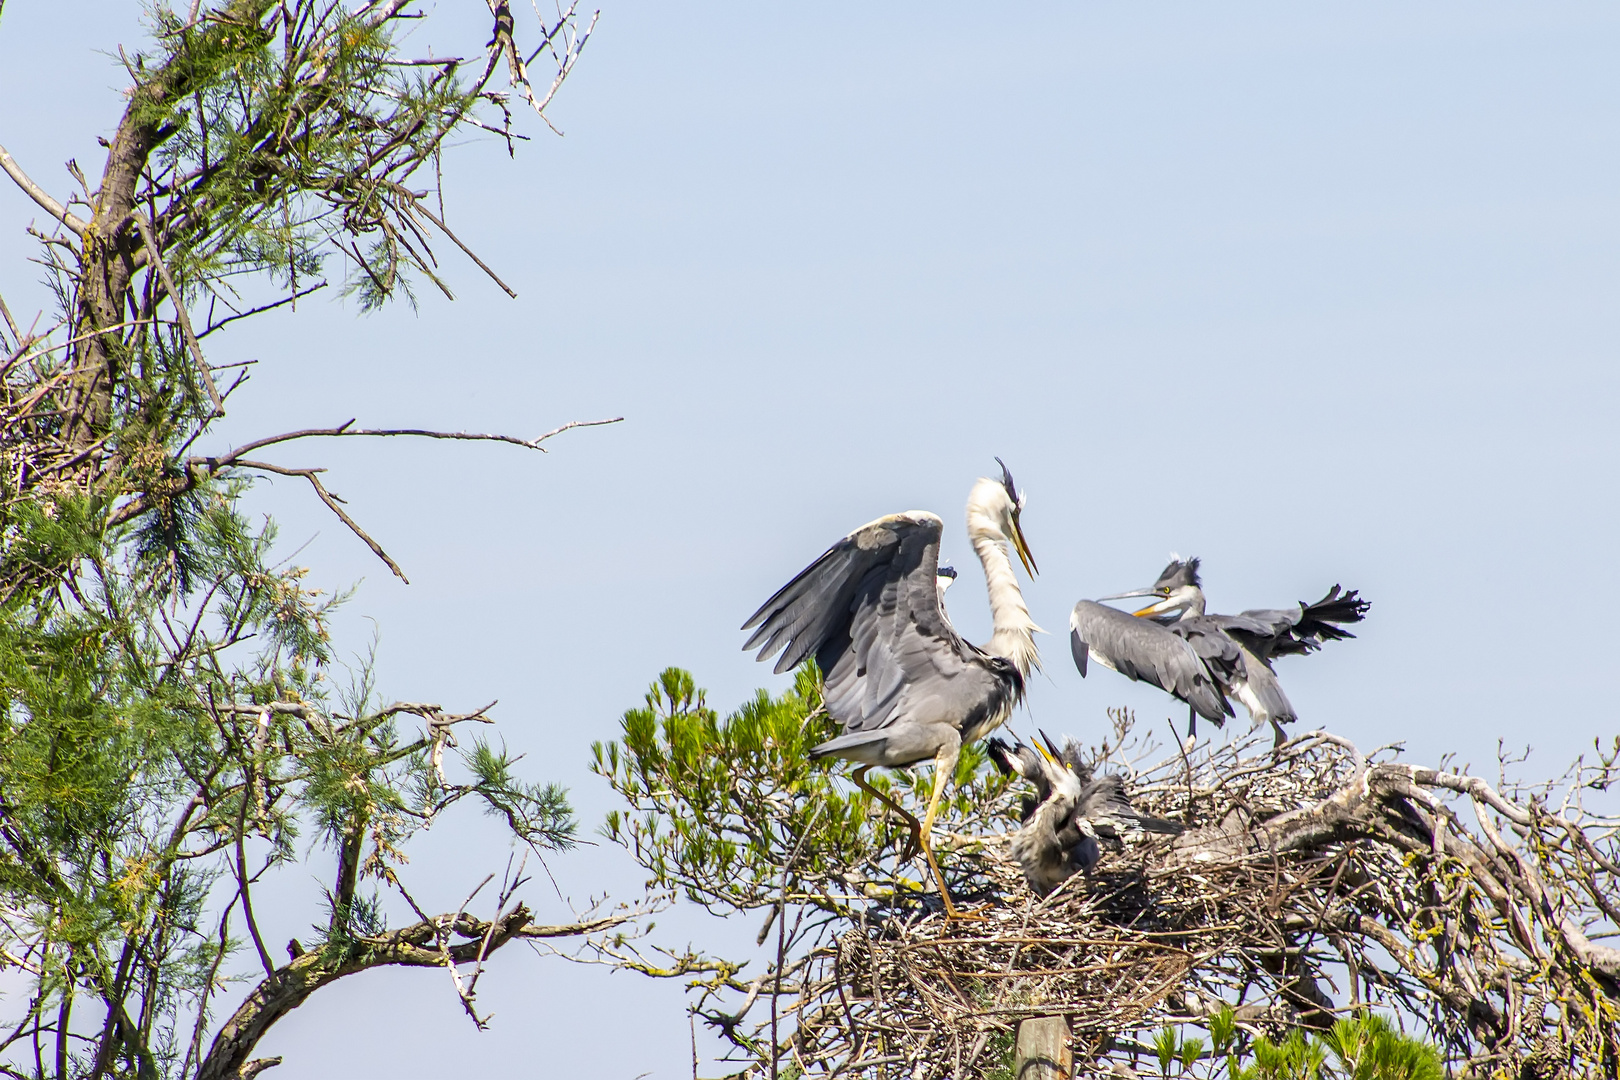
[{"left": 1070, "top": 628, "right": 1089, "bottom": 676}]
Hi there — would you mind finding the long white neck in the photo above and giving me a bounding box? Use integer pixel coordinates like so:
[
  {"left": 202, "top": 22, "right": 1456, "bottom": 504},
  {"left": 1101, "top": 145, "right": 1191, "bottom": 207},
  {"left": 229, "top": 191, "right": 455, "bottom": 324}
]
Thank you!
[{"left": 968, "top": 523, "right": 1043, "bottom": 677}]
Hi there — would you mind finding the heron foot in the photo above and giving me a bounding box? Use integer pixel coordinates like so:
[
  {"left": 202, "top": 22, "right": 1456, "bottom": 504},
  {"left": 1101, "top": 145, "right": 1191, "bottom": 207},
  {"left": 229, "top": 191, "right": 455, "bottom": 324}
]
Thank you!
[{"left": 941, "top": 899, "right": 994, "bottom": 922}]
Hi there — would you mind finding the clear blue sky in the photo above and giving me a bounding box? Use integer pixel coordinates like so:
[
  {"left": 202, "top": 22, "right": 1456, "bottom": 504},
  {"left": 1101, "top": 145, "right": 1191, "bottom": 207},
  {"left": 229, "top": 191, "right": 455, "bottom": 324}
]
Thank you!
[{"left": 2, "top": 3, "right": 1617, "bottom": 1076}]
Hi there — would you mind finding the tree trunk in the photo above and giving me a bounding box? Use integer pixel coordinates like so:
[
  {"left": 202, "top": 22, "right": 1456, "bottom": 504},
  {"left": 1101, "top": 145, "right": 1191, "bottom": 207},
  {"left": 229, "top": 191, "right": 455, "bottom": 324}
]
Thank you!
[{"left": 1014, "top": 1015, "right": 1071, "bottom": 1080}]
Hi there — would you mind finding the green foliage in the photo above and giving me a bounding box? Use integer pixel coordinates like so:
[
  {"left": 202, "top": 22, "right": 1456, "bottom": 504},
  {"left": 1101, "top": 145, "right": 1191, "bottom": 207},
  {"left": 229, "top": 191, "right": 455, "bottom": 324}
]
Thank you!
[
  {"left": 131, "top": 0, "right": 506, "bottom": 313},
  {"left": 1143, "top": 1010, "right": 1443, "bottom": 1080},
  {"left": 1316, "top": 1014, "right": 1444, "bottom": 1080},
  {"left": 0, "top": 1, "right": 594, "bottom": 1075},
  {"left": 0, "top": 481, "right": 576, "bottom": 1077},
  {"left": 466, "top": 738, "right": 576, "bottom": 849},
  {"left": 980, "top": 1028, "right": 1017, "bottom": 1080},
  {"left": 592, "top": 667, "right": 1004, "bottom": 915}
]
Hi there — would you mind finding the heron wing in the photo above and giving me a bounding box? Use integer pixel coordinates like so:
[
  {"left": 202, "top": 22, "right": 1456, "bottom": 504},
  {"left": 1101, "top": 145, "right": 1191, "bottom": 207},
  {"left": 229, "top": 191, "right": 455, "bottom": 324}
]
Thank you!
[
  {"left": 1226, "top": 586, "right": 1369, "bottom": 659},
  {"left": 1209, "top": 611, "right": 1295, "bottom": 638},
  {"left": 1069, "top": 601, "right": 1231, "bottom": 723},
  {"left": 1076, "top": 773, "right": 1138, "bottom": 832},
  {"left": 1078, "top": 774, "right": 1184, "bottom": 839},
  {"left": 744, "top": 512, "right": 992, "bottom": 733},
  {"left": 1236, "top": 644, "right": 1297, "bottom": 722},
  {"left": 1271, "top": 585, "right": 1370, "bottom": 656},
  {"left": 1166, "top": 616, "right": 1243, "bottom": 668}
]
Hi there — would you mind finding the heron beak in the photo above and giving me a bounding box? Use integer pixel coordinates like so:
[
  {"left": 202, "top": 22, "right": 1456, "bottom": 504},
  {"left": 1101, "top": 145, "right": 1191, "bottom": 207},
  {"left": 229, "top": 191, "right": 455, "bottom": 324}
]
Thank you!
[
  {"left": 1095, "top": 585, "right": 1176, "bottom": 617},
  {"left": 1009, "top": 512, "right": 1038, "bottom": 577},
  {"left": 1094, "top": 587, "right": 1156, "bottom": 602}
]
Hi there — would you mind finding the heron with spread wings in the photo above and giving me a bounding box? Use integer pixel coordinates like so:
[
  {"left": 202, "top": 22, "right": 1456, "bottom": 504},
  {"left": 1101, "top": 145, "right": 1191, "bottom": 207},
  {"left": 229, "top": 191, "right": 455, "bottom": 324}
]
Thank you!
[
  {"left": 742, "top": 461, "right": 1041, "bottom": 917},
  {"left": 1070, "top": 557, "right": 1369, "bottom": 743}
]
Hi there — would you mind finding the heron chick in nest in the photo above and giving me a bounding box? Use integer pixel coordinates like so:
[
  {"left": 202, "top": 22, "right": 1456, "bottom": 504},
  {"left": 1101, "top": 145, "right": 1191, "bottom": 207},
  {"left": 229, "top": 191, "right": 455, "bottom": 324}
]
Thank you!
[{"left": 987, "top": 733, "right": 1183, "bottom": 896}]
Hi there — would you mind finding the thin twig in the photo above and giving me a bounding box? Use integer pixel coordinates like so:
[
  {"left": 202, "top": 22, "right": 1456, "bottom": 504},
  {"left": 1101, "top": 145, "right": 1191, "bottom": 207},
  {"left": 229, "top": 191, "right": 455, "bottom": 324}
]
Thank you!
[
  {"left": 132, "top": 214, "right": 224, "bottom": 415},
  {"left": 230, "top": 459, "right": 410, "bottom": 583}
]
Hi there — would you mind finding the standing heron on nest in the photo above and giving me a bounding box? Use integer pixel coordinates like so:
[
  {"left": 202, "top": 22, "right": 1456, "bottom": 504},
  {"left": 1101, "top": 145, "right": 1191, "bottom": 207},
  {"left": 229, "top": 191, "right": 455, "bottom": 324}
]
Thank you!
[
  {"left": 1071, "top": 557, "right": 1369, "bottom": 743},
  {"left": 741, "top": 461, "right": 1042, "bottom": 917}
]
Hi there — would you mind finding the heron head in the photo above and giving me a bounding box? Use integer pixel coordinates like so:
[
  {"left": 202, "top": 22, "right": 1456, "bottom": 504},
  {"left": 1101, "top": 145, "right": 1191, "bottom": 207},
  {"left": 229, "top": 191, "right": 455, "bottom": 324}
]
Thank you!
[
  {"left": 1096, "top": 557, "right": 1205, "bottom": 618},
  {"left": 967, "top": 458, "right": 1039, "bottom": 577},
  {"left": 936, "top": 563, "right": 958, "bottom": 591}
]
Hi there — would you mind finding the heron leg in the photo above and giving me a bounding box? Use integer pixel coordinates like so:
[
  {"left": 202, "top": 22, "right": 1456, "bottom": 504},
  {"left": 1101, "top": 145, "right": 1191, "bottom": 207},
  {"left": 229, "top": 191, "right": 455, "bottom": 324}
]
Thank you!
[
  {"left": 1187, "top": 703, "right": 1197, "bottom": 739},
  {"left": 850, "top": 765, "right": 923, "bottom": 860},
  {"left": 918, "top": 743, "right": 986, "bottom": 922}
]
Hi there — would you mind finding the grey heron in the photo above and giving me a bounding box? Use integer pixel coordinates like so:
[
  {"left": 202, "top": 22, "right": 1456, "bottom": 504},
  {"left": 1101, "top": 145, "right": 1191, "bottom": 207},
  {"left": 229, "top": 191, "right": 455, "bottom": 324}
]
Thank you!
[
  {"left": 741, "top": 462, "right": 1042, "bottom": 917},
  {"left": 1073, "top": 557, "right": 1369, "bottom": 743},
  {"left": 987, "top": 733, "right": 1182, "bottom": 896}
]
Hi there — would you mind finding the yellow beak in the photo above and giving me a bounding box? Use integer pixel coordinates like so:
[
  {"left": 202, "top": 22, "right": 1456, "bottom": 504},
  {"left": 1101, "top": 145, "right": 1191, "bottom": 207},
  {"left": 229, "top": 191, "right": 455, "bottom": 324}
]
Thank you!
[{"left": 1009, "top": 513, "right": 1038, "bottom": 577}]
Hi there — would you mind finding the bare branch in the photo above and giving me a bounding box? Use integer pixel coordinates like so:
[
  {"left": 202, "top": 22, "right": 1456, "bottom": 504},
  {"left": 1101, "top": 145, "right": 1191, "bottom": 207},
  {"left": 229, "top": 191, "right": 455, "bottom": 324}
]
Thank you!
[
  {"left": 192, "top": 415, "right": 623, "bottom": 472},
  {"left": 230, "top": 459, "right": 411, "bottom": 583},
  {"left": 195, "top": 900, "right": 642, "bottom": 1080},
  {"left": 0, "top": 143, "right": 88, "bottom": 236},
  {"left": 196, "top": 282, "right": 328, "bottom": 339},
  {"left": 403, "top": 198, "right": 517, "bottom": 298}
]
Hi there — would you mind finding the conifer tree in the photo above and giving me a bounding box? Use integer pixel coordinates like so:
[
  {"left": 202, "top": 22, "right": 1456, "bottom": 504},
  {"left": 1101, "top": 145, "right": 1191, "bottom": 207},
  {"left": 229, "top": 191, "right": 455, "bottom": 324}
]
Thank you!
[{"left": 0, "top": 4, "right": 621, "bottom": 1077}]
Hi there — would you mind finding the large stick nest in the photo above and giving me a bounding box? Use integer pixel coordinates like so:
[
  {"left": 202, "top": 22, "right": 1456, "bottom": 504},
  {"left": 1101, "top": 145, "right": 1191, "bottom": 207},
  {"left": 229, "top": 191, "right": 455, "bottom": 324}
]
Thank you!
[{"left": 763, "top": 727, "right": 1620, "bottom": 1079}]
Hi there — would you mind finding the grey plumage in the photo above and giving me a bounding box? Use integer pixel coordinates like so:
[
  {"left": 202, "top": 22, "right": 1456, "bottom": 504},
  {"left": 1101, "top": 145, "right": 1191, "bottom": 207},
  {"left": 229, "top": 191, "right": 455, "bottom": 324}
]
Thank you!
[
  {"left": 1069, "top": 601, "right": 1234, "bottom": 726},
  {"left": 1088, "top": 558, "right": 1370, "bottom": 742},
  {"left": 743, "top": 506, "right": 1034, "bottom": 918},
  {"left": 987, "top": 734, "right": 1182, "bottom": 896},
  {"left": 743, "top": 512, "right": 1024, "bottom": 768},
  {"left": 1203, "top": 585, "right": 1370, "bottom": 660}
]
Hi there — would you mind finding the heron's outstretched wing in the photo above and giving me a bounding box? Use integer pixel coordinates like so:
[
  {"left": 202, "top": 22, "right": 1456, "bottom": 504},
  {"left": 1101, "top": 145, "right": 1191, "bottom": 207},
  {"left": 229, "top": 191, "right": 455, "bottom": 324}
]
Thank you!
[
  {"left": 1268, "top": 586, "right": 1370, "bottom": 657},
  {"left": 1206, "top": 611, "right": 1291, "bottom": 638},
  {"left": 743, "top": 512, "right": 998, "bottom": 733},
  {"left": 1069, "top": 601, "right": 1232, "bottom": 723},
  {"left": 1223, "top": 585, "right": 1370, "bottom": 659},
  {"left": 742, "top": 512, "right": 929, "bottom": 674}
]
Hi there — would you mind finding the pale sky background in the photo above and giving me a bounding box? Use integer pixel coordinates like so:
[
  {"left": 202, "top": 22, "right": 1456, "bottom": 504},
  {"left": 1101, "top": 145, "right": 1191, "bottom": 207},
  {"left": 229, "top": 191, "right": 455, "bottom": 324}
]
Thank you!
[{"left": 2, "top": 2, "right": 1617, "bottom": 1077}]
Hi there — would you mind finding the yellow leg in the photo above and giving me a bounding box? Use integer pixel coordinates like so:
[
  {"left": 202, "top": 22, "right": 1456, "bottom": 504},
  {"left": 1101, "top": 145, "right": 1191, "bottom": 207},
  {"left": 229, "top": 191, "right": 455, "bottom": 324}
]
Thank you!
[
  {"left": 918, "top": 743, "right": 986, "bottom": 921},
  {"left": 850, "top": 765, "right": 923, "bottom": 859}
]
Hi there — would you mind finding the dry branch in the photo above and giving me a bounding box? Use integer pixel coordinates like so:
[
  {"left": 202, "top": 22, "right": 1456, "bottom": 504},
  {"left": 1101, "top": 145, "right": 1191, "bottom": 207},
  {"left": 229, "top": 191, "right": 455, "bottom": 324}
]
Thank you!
[
  {"left": 195, "top": 901, "right": 643, "bottom": 1080},
  {"left": 0, "top": 143, "right": 88, "bottom": 236}
]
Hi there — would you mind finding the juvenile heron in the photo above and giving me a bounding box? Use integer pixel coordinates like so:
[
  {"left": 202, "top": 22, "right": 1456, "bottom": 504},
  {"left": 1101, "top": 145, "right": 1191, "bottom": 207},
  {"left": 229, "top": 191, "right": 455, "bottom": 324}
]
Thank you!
[
  {"left": 741, "top": 462, "right": 1041, "bottom": 917},
  {"left": 1075, "top": 557, "right": 1369, "bottom": 743},
  {"left": 987, "top": 733, "right": 1182, "bottom": 896}
]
